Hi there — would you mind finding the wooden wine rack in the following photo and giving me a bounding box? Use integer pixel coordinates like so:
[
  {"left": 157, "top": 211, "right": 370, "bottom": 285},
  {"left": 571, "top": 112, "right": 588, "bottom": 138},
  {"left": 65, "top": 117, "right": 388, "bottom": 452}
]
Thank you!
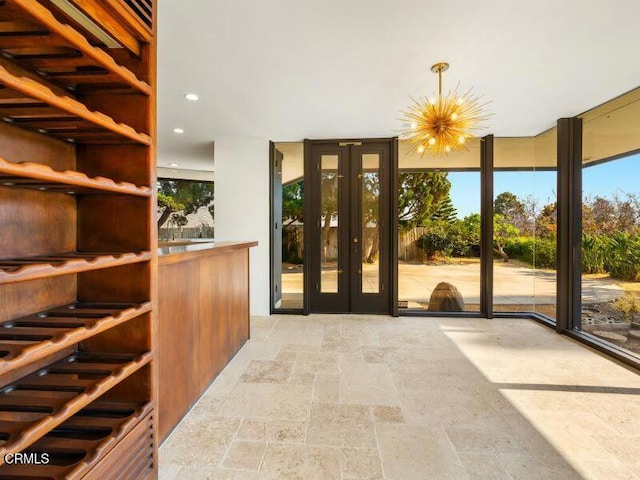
[
  {"left": 0, "top": 157, "right": 152, "bottom": 196},
  {"left": 0, "top": 401, "right": 154, "bottom": 479},
  {"left": 0, "top": 251, "right": 152, "bottom": 285},
  {"left": 0, "top": 0, "right": 157, "bottom": 478},
  {"left": 0, "top": 301, "right": 152, "bottom": 378}
]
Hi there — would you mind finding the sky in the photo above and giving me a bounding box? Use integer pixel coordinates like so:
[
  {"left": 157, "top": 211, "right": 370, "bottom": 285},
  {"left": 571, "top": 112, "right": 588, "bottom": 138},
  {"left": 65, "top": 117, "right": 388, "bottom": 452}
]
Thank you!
[{"left": 449, "top": 153, "right": 640, "bottom": 219}]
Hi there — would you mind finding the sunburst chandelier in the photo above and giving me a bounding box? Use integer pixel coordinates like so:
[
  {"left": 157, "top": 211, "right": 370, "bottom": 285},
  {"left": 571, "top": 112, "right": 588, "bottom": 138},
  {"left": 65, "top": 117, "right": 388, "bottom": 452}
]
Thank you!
[{"left": 400, "top": 62, "right": 490, "bottom": 156}]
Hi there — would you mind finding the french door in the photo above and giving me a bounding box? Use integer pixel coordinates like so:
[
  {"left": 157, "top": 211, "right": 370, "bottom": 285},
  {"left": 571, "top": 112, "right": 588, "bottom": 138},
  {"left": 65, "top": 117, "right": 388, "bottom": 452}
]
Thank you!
[{"left": 307, "top": 139, "right": 393, "bottom": 313}]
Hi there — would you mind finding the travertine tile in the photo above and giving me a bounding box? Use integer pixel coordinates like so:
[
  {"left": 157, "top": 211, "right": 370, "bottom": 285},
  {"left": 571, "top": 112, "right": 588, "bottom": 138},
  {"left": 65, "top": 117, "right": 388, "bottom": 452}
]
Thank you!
[
  {"left": 497, "top": 452, "right": 583, "bottom": 480},
  {"left": 361, "top": 346, "right": 398, "bottom": 364},
  {"left": 341, "top": 447, "right": 384, "bottom": 479},
  {"left": 313, "top": 375, "right": 340, "bottom": 403},
  {"left": 240, "top": 360, "right": 293, "bottom": 384},
  {"left": 596, "top": 434, "right": 640, "bottom": 466},
  {"left": 233, "top": 341, "right": 282, "bottom": 362},
  {"left": 341, "top": 382, "right": 400, "bottom": 406},
  {"left": 446, "top": 426, "right": 530, "bottom": 454},
  {"left": 370, "top": 405, "right": 405, "bottom": 424},
  {"left": 572, "top": 459, "right": 639, "bottom": 480},
  {"left": 375, "top": 424, "right": 467, "bottom": 479},
  {"left": 187, "top": 394, "right": 225, "bottom": 419},
  {"left": 321, "top": 329, "right": 362, "bottom": 353},
  {"left": 339, "top": 351, "right": 364, "bottom": 367},
  {"left": 591, "top": 397, "right": 640, "bottom": 434},
  {"left": 235, "top": 418, "right": 307, "bottom": 443},
  {"left": 342, "top": 361, "right": 393, "bottom": 387},
  {"left": 218, "top": 384, "right": 312, "bottom": 420},
  {"left": 250, "top": 327, "right": 274, "bottom": 343},
  {"left": 274, "top": 351, "right": 298, "bottom": 362},
  {"left": 265, "top": 327, "right": 323, "bottom": 346},
  {"left": 626, "top": 463, "right": 640, "bottom": 478},
  {"left": 236, "top": 419, "right": 266, "bottom": 442},
  {"left": 174, "top": 466, "right": 258, "bottom": 479},
  {"left": 258, "top": 443, "right": 341, "bottom": 480},
  {"left": 158, "top": 463, "right": 181, "bottom": 480},
  {"left": 251, "top": 316, "right": 278, "bottom": 329},
  {"left": 293, "top": 351, "right": 340, "bottom": 376},
  {"left": 222, "top": 441, "right": 267, "bottom": 471},
  {"left": 287, "top": 372, "right": 315, "bottom": 385},
  {"left": 161, "top": 416, "right": 241, "bottom": 466},
  {"left": 396, "top": 387, "right": 504, "bottom": 430},
  {"left": 265, "top": 420, "right": 307, "bottom": 443},
  {"left": 306, "top": 403, "right": 376, "bottom": 448},
  {"left": 279, "top": 343, "right": 322, "bottom": 353},
  {"left": 457, "top": 453, "right": 511, "bottom": 480}
]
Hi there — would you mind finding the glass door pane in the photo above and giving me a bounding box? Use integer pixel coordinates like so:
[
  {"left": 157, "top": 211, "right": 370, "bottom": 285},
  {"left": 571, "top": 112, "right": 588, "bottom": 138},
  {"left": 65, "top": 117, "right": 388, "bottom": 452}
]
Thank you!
[
  {"left": 361, "top": 153, "right": 380, "bottom": 294},
  {"left": 272, "top": 142, "right": 304, "bottom": 311},
  {"left": 397, "top": 139, "right": 481, "bottom": 312},
  {"left": 321, "top": 154, "right": 339, "bottom": 293}
]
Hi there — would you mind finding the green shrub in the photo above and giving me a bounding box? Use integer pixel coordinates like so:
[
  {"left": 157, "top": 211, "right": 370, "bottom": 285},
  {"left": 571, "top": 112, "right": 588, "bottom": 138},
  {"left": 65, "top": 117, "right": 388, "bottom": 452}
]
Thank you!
[
  {"left": 504, "top": 236, "right": 533, "bottom": 261},
  {"left": 535, "top": 237, "right": 557, "bottom": 268},
  {"left": 416, "top": 219, "right": 481, "bottom": 259},
  {"left": 582, "top": 233, "right": 607, "bottom": 274},
  {"left": 447, "top": 220, "right": 480, "bottom": 257},
  {"left": 416, "top": 221, "right": 452, "bottom": 259},
  {"left": 504, "top": 236, "right": 557, "bottom": 268},
  {"left": 604, "top": 233, "right": 640, "bottom": 281}
]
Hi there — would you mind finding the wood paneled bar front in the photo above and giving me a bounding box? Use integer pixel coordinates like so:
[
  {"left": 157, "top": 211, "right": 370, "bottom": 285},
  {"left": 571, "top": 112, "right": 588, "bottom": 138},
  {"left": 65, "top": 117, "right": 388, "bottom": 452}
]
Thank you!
[{"left": 157, "top": 241, "right": 257, "bottom": 441}]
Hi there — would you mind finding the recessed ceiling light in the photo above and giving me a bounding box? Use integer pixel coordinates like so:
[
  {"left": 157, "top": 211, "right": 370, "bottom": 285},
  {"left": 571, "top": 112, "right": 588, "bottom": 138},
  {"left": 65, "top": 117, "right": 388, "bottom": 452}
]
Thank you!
[
  {"left": 169, "top": 163, "right": 179, "bottom": 167},
  {"left": 185, "top": 93, "right": 199, "bottom": 101},
  {"left": 173, "top": 128, "right": 184, "bottom": 134}
]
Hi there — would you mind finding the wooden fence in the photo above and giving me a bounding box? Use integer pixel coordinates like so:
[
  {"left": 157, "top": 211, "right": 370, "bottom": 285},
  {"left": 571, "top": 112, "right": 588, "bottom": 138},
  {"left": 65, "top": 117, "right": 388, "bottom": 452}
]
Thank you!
[
  {"left": 159, "top": 226, "right": 215, "bottom": 241},
  {"left": 282, "top": 225, "right": 429, "bottom": 262},
  {"left": 397, "top": 227, "right": 429, "bottom": 261}
]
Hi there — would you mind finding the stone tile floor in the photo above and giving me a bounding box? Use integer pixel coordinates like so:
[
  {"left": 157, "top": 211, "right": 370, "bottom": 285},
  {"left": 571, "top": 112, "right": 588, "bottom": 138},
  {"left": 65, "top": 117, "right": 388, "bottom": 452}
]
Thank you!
[{"left": 159, "top": 315, "right": 640, "bottom": 479}]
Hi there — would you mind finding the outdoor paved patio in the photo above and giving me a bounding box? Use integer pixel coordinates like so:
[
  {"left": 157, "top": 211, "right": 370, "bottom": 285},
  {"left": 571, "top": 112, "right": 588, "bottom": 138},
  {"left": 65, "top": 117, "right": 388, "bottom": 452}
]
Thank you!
[{"left": 281, "top": 262, "right": 623, "bottom": 309}]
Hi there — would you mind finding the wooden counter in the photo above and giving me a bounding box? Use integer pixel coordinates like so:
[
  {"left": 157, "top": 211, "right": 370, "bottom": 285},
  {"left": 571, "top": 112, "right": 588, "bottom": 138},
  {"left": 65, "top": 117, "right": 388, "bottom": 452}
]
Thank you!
[{"left": 157, "top": 241, "right": 257, "bottom": 441}]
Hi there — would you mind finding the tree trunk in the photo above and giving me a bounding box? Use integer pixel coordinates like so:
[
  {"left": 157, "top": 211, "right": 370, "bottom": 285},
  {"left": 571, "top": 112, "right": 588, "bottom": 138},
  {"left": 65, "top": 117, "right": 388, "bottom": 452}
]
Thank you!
[
  {"left": 494, "top": 245, "right": 509, "bottom": 262},
  {"left": 321, "top": 210, "right": 333, "bottom": 259},
  {"left": 366, "top": 227, "right": 379, "bottom": 263},
  {"left": 158, "top": 207, "right": 174, "bottom": 228}
]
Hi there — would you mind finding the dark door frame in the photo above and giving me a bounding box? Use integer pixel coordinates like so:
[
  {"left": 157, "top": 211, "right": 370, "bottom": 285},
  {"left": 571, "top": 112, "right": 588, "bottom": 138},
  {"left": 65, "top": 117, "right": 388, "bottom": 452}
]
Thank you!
[
  {"left": 269, "top": 141, "right": 304, "bottom": 314},
  {"left": 272, "top": 146, "right": 284, "bottom": 308},
  {"left": 304, "top": 137, "right": 396, "bottom": 314},
  {"left": 307, "top": 141, "right": 351, "bottom": 313}
]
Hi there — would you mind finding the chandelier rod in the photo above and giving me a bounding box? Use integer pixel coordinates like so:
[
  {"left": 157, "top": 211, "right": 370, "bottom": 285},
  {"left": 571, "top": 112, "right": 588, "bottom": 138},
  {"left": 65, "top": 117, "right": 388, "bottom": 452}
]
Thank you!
[{"left": 431, "top": 62, "right": 449, "bottom": 99}]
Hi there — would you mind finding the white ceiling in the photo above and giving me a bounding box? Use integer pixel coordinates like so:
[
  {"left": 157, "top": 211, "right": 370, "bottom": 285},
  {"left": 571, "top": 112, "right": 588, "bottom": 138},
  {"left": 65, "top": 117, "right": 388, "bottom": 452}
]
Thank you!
[{"left": 157, "top": 0, "right": 640, "bottom": 170}]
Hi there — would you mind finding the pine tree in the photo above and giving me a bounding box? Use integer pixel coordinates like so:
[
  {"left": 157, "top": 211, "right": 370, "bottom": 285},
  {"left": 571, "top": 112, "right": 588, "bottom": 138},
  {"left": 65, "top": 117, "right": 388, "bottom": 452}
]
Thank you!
[{"left": 431, "top": 195, "right": 457, "bottom": 224}]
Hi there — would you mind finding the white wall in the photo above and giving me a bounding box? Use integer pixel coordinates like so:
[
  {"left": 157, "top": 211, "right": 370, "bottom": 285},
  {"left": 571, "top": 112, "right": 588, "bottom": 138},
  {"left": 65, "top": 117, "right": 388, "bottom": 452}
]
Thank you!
[{"left": 214, "top": 137, "right": 270, "bottom": 316}]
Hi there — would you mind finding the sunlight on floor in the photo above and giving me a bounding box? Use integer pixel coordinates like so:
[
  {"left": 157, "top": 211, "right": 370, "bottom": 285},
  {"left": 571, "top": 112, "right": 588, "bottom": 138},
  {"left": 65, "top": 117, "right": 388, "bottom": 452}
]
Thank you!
[{"left": 159, "top": 315, "right": 640, "bottom": 480}]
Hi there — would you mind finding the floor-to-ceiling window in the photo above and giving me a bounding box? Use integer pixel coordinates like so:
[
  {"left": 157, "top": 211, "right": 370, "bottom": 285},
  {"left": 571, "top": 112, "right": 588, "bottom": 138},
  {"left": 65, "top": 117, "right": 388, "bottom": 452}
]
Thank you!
[
  {"left": 493, "top": 130, "right": 558, "bottom": 320},
  {"left": 578, "top": 90, "right": 640, "bottom": 354},
  {"left": 397, "top": 139, "right": 481, "bottom": 313}
]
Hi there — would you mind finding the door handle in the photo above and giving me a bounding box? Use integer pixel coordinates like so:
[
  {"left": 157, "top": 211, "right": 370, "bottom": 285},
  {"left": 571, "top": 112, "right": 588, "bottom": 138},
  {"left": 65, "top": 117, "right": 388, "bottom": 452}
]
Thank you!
[{"left": 353, "top": 238, "right": 358, "bottom": 243}]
